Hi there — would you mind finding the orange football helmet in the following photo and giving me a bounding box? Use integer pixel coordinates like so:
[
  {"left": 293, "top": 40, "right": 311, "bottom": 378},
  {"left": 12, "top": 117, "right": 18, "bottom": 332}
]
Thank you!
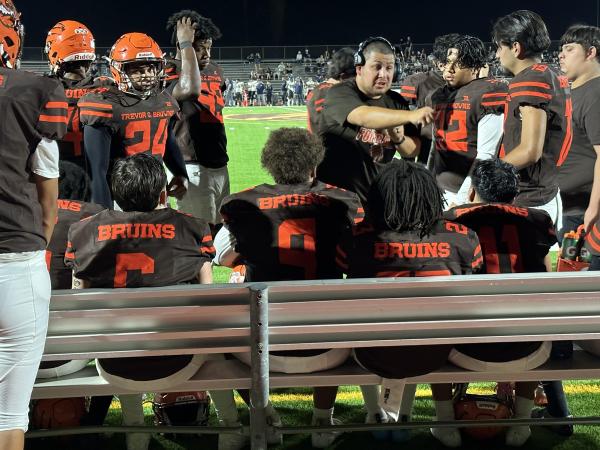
[
  {"left": 45, "top": 20, "right": 95, "bottom": 74},
  {"left": 109, "top": 32, "right": 165, "bottom": 96},
  {"left": 0, "top": 0, "right": 24, "bottom": 68}
]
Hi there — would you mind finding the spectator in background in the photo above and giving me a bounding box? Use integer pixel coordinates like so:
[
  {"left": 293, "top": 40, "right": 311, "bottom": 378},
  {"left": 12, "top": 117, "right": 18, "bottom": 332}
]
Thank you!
[
  {"left": 247, "top": 78, "right": 257, "bottom": 106},
  {"left": 255, "top": 52, "right": 261, "bottom": 66},
  {"left": 288, "top": 81, "right": 295, "bottom": 106},
  {"left": 235, "top": 80, "right": 244, "bottom": 106},
  {"left": 277, "top": 61, "right": 285, "bottom": 79},
  {"left": 225, "top": 78, "right": 235, "bottom": 106},
  {"left": 245, "top": 52, "right": 254, "bottom": 64},
  {"left": 256, "top": 79, "right": 265, "bottom": 106},
  {"left": 265, "top": 67, "right": 272, "bottom": 80},
  {"left": 296, "top": 50, "right": 303, "bottom": 63},
  {"left": 294, "top": 77, "right": 304, "bottom": 105},
  {"left": 304, "top": 48, "right": 312, "bottom": 63},
  {"left": 265, "top": 81, "right": 273, "bottom": 106},
  {"left": 281, "top": 77, "right": 288, "bottom": 105},
  {"left": 324, "top": 49, "right": 331, "bottom": 60}
]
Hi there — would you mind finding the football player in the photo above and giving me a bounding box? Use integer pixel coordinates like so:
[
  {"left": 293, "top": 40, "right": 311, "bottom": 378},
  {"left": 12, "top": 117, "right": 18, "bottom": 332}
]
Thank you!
[
  {"left": 400, "top": 33, "right": 459, "bottom": 165},
  {"left": 492, "top": 10, "right": 572, "bottom": 226},
  {"left": 558, "top": 25, "right": 600, "bottom": 237},
  {"left": 306, "top": 47, "right": 355, "bottom": 134},
  {"left": 431, "top": 35, "right": 507, "bottom": 207},
  {"left": 45, "top": 20, "right": 112, "bottom": 171},
  {"left": 588, "top": 220, "right": 600, "bottom": 270},
  {"left": 440, "top": 159, "right": 557, "bottom": 447},
  {"left": 340, "top": 160, "right": 482, "bottom": 445},
  {"left": 64, "top": 153, "right": 213, "bottom": 450},
  {"left": 78, "top": 33, "right": 188, "bottom": 209},
  {"left": 165, "top": 10, "right": 229, "bottom": 232},
  {"left": 0, "top": 1, "right": 67, "bottom": 448},
  {"left": 215, "top": 128, "right": 362, "bottom": 448}
]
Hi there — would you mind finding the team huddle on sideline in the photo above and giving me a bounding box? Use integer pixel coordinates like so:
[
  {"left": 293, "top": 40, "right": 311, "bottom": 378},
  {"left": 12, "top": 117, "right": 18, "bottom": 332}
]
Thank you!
[{"left": 1, "top": 1, "right": 600, "bottom": 450}]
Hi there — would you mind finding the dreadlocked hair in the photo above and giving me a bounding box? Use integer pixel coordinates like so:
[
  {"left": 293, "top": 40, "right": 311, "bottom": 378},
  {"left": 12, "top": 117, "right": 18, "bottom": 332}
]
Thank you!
[
  {"left": 367, "top": 160, "right": 444, "bottom": 238},
  {"left": 166, "top": 10, "right": 222, "bottom": 45},
  {"left": 451, "top": 35, "right": 488, "bottom": 71}
]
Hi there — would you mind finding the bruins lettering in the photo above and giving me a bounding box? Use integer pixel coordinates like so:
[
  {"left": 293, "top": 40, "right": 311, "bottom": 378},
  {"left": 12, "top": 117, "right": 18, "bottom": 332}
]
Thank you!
[
  {"left": 259, "top": 194, "right": 330, "bottom": 210},
  {"left": 374, "top": 242, "right": 451, "bottom": 259},
  {"left": 57, "top": 200, "right": 82, "bottom": 212},
  {"left": 97, "top": 223, "right": 176, "bottom": 241}
]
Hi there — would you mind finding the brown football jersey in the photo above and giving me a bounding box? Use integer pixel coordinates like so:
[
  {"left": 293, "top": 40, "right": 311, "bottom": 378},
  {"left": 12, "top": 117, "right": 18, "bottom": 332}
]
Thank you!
[
  {"left": 64, "top": 207, "right": 213, "bottom": 383},
  {"left": 431, "top": 78, "right": 507, "bottom": 192},
  {"left": 306, "top": 81, "right": 334, "bottom": 135},
  {"left": 0, "top": 68, "right": 68, "bottom": 253},
  {"left": 220, "top": 180, "right": 363, "bottom": 282},
  {"left": 55, "top": 75, "right": 114, "bottom": 168},
  {"left": 501, "top": 64, "right": 573, "bottom": 206},
  {"left": 78, "top": 86, "right": 178, "bottom": 162},
  {"left": 46, "top": 200, "right": 104, "bottom": 289},
  {"left": 587, "top": 219, "right": 600, "bottom": 257},
  {"left": 165, "top": 59, "right": 228, "bottom": 167},
  {"left": 65, "top": 208, "right": 213, "bottom": 288},
  {"left": 344, "top": 219, "right": 482, "bottom": 379},
  {"left": 444, "top": 203, "right": 556, "bottom": 362}
]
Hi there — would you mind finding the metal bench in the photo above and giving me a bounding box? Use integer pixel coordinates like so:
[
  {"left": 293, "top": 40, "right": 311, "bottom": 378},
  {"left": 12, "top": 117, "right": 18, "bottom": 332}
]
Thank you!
[{"left": 30, "top": 271, "right": 600, "bottom": 449}]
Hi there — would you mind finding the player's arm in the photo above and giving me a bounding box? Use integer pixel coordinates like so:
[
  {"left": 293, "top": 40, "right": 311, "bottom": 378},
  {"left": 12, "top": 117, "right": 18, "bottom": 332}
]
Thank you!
[
  {"left": 198, "top": 262, "right": 213, "bottom": 284},
  {"left": 163, "top": 120, "right": 189, "bottom": 200},
  {"left": 455, "top": 114, "right": 504, "bottom": 204},
  {"left": 347, "top": 105, "right": 433, "bottom": 129},
  {"left": 171, "top": 18, "right": 202, "bottom": 101},
  {"left": 31, "top": 137, "right": 60, "bottom": 243},
  {"left": 213, "top": 225, "right": 240, "bottom": 268},
  {"left": 387, "top": 125, "right": 421, "bottom": 158},
  {"left": 501, "top": 106, "right": 546, "bottom": 169},
  {"left": 584, "top": 145, "right": 600, "bottom": 232},
  {"left": 84, "top": 125, "right": 113, "bottom": 209}
]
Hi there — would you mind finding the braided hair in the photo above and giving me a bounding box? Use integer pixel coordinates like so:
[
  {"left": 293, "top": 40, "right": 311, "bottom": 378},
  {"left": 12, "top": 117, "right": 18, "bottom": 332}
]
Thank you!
[{"left": 367, "top": 160, "right": 444, "bottom": 237}]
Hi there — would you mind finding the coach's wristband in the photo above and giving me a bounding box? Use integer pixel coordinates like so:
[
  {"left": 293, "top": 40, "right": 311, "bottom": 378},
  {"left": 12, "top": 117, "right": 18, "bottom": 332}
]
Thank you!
[{"left": 179, "top": 41, "right": 194, "bottom": 50}]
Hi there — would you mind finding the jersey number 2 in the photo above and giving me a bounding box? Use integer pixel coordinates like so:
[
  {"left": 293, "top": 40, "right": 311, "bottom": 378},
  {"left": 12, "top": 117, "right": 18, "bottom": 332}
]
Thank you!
[{"left": 435, "top": 109, "right": 468, "bottom": 152}]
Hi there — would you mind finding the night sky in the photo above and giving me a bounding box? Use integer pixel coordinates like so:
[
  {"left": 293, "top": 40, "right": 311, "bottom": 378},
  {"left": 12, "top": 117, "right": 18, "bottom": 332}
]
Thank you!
[{"left": 16, "top": 0, "right": 598, "bottom": 49}]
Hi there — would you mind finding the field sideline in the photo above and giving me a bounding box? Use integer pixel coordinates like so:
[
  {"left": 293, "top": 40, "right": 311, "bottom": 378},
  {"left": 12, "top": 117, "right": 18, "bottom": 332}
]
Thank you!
[{"left": 34, "top": 106, "right": 600, "bottom": 449}]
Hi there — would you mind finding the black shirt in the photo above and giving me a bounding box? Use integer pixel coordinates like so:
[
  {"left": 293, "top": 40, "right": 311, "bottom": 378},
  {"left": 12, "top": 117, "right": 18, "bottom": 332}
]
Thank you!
[
  {"left": 318, "top": 79, "right": 418, "bottom": 204},
  {"left": 558, "top": 77, "right": 600, "bottom": 215}
]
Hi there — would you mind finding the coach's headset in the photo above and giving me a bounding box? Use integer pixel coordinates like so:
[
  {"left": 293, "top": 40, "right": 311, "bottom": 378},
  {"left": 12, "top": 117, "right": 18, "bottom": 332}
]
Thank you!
[{"left": 354, "top": 36, "right": 402, "bottom": 82}]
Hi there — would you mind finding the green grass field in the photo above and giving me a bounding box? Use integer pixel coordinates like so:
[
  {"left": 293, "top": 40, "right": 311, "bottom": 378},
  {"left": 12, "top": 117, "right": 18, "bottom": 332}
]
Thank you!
[{"left": 32, "top": 107, "right": 600, "bottom": 450}]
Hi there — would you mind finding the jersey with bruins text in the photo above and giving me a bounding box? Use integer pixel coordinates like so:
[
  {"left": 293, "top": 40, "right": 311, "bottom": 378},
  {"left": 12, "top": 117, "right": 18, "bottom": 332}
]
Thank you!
[
  {"left": 220, "top": 180, "right": 363, "bottom": 282},
  {"left": 64, "top": 207, "right": 213, "bottom": 383},
  {"left": 431, "top": 78, "right": 507, "bottom": 192},
  {"left": 65, "top": 208, "right": 214, "bottom": 288},
  {"left": 444, "top": 203, "right": 556, "bottom": 362},
  {"left": 501, "top": 64, "right": 573, "bottom": 206},
  {"left": 319, "top": 79, "right": 419, "bottom": 204},
  {"left": 306, "top": 81, "right": 334, "bottom": 135},
  {"left": 54, "top": 75, "right": 113, "bottom": 168},
  {"left": 46, "top": 200, "right": 104, "bottom": 289},
  {"left": 0, "top": 68, "right": 68, "bottom": 253},
  {"left": 165, "top": 59, "right": 228, "bottom": 168},
  {"left": 78, "top": 86, "right": 178, "bottom": 163},
  {"left": 343, "top": 219, "right": 482, "bottom": 380}
]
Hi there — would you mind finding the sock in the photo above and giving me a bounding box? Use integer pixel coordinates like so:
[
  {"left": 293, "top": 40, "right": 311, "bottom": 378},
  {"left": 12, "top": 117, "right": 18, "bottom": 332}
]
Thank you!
[
  {"left": 514, "top": 396, "right": 534, "bottom": 418},
  {"left": 506, "top": 396, "right": 533, "bottom": 446},
  {"left": 209, "top": 390, "right": 240, "bottom": 423},
  {"left": 360, "top": 385, "right": 383, "bottom": 416},
  {"left": 400, "top": 384, "right": 417, "bottom": 419},
  {"left": 434, "top": 399, "right": 455, "bottom": 421},
  {"left": 313, "top": 407, "right": 334, "bottom": 421}
]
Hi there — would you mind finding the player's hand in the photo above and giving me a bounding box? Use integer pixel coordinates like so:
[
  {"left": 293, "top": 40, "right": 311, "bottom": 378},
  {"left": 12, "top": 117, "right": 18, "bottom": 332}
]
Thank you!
[
  {"left": 409, "top": 107, "right": 434, "bottom": 127},
  {"left": 177, "top": 17, "right": 196, "bottom": 46},
  {"left": 386, "top": 126, "right": 405, "bottom": 144},
  {"left": 167, "top": 176, "right": 188, "bottom": 200},
  {"left": 584, "top": 205, "right": 599, "bottom": 234}
]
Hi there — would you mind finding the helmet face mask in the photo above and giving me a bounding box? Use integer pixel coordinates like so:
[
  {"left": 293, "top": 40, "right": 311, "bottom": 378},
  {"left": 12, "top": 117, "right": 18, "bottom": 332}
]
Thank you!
[
  {"left": 109, "top": 33, "right": 165, "bottom": 98},
  {"left": 0, "top": 0, "right": 24, "bottom": 69},
  {"left": 45, "top": 20, "right": 96, "bottom": 75}
]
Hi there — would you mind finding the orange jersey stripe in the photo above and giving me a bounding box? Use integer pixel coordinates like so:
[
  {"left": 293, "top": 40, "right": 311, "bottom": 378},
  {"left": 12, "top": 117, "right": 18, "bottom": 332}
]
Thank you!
[
  {"left": 557, "top": 98, "right": 573, "bottom": 167},
  {"left": 201, "top": 245, "right": 216, "bottom": 254},
  {"left": 401, "top": 85, "right": 416, "bottom": 91},
  {"left": 510, "top": 91, "right": 553, "bottom": 100},
  {"left": 481, "top": 101, "right": 506, "bottom": 107},
  {"left": 401, "top": 93, "right": 417, "bottom": 99},
  {"left": 65, "top": 251, "right": 75, "bottom": 259},
  {"left": 315, "top": 98, "right": 325, "bottom": 105},
  {"left": 472, "top": 256, "right": 484, "bottom": 268},
  {"left": 78, "top": 102, "right": 113, "bottom": 110},
  {"left": 39, "top": 114, "right": 68, "bottom": 124},
  {"left": 45, "top": 101, "right": 68, "bottom": 109},
  {"left": 482, "top": 92, "right": 508, "bottom": 98},
  {"left": 80, "top": 110, "right": 112, "bottom": 118},
  {"left": 202, "top": 235, "right": 213, "bottom": 243},
  {"left": 510, "top": 81, "right": 551, "bottom": 90}
]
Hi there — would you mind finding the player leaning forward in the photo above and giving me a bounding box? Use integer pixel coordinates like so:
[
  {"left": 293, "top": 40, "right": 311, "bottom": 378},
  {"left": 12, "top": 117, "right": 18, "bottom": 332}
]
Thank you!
[{"left": 0, "top": 1, "right": 67, "bottom": 449}]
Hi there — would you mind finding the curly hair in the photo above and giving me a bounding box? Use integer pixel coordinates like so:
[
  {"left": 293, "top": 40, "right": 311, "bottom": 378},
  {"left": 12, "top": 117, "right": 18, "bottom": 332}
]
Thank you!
[
  {"left": 367, "top": 160, "right": 444, "bottom": 237},
  {"left": 261, "top": 128, "right": 325, "bottom": 184},
  {"left": 450, "top": 35, "right": 489, "bottom": 71},
  {"left": 327, "top": 47, "right": 356, "bottom": 80},
  {"left": 166, "top": 10, "right": 222, "bottom": 45},
  {"left": 433, "top": 33, "right": 460, "bottom": 63},
  {"left": 472, "top": 159, "right": 520, "bottom": 204}
]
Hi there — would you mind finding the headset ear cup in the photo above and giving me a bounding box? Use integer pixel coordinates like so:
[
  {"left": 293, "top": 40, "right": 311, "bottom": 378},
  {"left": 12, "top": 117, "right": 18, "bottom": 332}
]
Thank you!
[{"left": 354, "top": 51, "right": 363, "bottom": 67}]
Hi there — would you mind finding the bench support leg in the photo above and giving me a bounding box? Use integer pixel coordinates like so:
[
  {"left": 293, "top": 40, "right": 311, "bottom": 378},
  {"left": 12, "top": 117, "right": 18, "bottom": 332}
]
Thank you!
[{"left": 249, "top": 284, "right": 269, "bottom": 450}]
